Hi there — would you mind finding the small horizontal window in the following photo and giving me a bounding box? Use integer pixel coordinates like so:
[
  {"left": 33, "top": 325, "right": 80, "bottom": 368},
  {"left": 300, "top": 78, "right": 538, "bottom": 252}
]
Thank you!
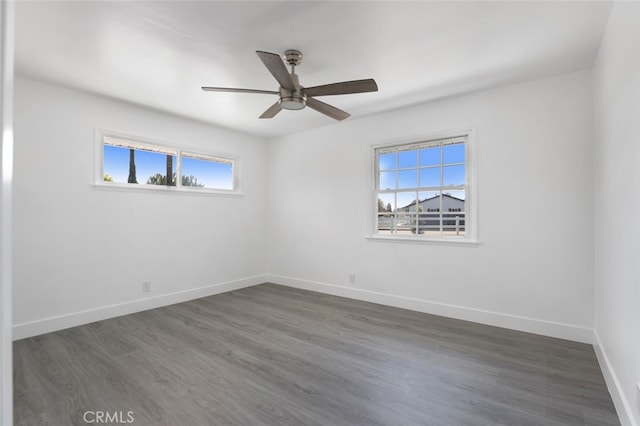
[{"left": 99, "top": 134, "right": 237, "bottom": 192}]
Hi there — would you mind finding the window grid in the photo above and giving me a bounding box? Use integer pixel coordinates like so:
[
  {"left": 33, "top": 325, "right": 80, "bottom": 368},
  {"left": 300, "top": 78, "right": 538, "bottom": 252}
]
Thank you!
[{"left": 375, "top": 136, "right": 468, "bottom": 238}]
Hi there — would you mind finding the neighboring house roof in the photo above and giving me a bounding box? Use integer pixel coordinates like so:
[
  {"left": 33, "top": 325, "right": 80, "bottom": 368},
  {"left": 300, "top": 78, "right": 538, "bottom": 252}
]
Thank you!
[{"left": 399, "top": 193, "right": 465, "bottom": 210}]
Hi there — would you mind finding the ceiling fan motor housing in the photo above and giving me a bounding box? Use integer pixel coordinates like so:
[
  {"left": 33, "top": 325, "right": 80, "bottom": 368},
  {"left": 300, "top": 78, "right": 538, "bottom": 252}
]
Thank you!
[{"left": 279, "top": 72, "right": 306, "bottom": 110}]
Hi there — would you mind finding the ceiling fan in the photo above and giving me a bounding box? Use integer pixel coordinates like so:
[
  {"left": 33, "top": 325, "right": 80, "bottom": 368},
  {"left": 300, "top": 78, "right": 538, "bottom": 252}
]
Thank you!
[{"left": 201, "top": 49, "right": 378, "bottom": 121}]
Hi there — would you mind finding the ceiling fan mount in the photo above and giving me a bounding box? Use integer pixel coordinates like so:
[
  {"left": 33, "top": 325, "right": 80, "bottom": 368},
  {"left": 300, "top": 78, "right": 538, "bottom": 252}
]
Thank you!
[
  {"left": 201, "top": 49, "right": 378, "bottom": 121},
  {"left": 284, "top": 49, "right": 303, "bottom": 67}
]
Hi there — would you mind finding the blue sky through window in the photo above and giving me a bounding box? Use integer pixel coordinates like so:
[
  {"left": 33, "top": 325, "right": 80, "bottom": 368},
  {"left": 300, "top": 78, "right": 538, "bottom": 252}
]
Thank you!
[
  {"left": 378, "top": 142, "right": 465, "bottom": 190},
  {"left": 182, "top": 155, "right": 233, "bottom": 189},
  {"left": 103, "top": 144, "right": 233, "bottom": 189}
]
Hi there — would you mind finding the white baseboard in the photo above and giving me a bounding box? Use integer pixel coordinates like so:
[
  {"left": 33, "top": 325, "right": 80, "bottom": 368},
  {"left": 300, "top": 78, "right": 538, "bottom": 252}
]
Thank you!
[
  {"left": 266, "top": 274, "right": 594, "bottom": 344},
  {"left": 12, "top": 275, "right": 266, "bottom": 340},
  {"left": 593, "top": 330, "right": 637, "bottom": 426}
]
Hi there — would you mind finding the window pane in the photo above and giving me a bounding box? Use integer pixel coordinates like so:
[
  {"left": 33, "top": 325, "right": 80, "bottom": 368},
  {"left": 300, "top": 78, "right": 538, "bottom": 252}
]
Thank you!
[
  {"left": 138, "top": 150, "right": 177, "bottom": 186},
  {"left": 103, "top": 144, "right": 176, "bottom": 185},
  {"left": 443, "top": 165, "right": 465, "bottom": 186},
  {"left": 396, "top": 192, "right": 418, "bottom": 211},
  {"left": 377, "top": 193, "right": 395, "bottom": 212},
  {"left": 446, "top": 189, "right": 466, "bottom": 202},
  {"left": 443, "top": 190, "right": 465, "bottom": 236},
  {"left": 419, "top": 167, "right": 440, "bottom": 188},
  {"left": 395, "top": 191, "right": 418, "bottom": 235},
  {"left": 379, "top": 171, "right": 396, "bottom": 190},
  {"left": 398, "top": 169, "right": 418, "bottom": 189},
  {"left": 398, "top": 149, "right": 417, "bottom": 168},
  {"left": 181, "top": 155, "right": 233, "bottom": 190},
  {"left": 377, "top": 214, "right": 395, "bottom": 234},
  {"left": 419, "top": 146, "right": 440, "bottom": 166},
  {"left": 376, "top": 193, "right": 396, "bottom": 234},
  {"left": 417, "top": 191, "right": 440, "bottom": 235},
  {"left": 443, "top": 143, "right": 465, "bottom": 164},
  {"left": 379, "top": 152, "right": 396, "bottom": 171},
  {"left": 417, "top": 191, "right": 441, "bottom": 212},
  {"left": 103, "top": 144, "right": 130, "bottom": 183}
]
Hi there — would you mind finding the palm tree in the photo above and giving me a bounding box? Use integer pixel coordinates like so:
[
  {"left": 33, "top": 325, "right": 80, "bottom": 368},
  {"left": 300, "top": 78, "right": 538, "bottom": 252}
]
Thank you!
[
  {"left": 127, "top": 149, "right": 138, "bottom": 184},
  {"left": 166, "top": 155, "right": 173, "bottom": 186}
]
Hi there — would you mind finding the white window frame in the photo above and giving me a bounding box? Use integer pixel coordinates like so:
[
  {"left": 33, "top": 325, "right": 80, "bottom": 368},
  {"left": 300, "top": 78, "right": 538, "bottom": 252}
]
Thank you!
[
  {"left": 368, "top": 129, "right": 478, "bottom": 245},
  {"left": 93, "top": 129, "right": 240, "bottom": 196}
]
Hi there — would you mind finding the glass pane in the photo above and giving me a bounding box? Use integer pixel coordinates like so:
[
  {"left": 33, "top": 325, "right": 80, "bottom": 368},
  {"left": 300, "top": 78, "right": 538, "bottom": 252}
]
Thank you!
[
  {"left": 379, "top": 152, "right": 396, "bottom": 171},
  {"left": 103, "top": 144, "right": 176, "bottom": 185},
  {"left": 396, "top": 192, "right": 418, "bottom": 211},
  {"left": 377, "top": 214, "right": 395, "bottom": 234},
  {"left": 398, "top": 149, "right": 417, "bottom": 168},
  {"left": 443, "top": 165, "right": 465, "bottom": 186},
  {"left": 445, "top": 189, "right": 466, "bottom": 202},
  {"left": 417, "top": 191, "right": 440, "bottom": 211},
  {"left": 398, "top": 169, "right": 418, "bottom": 189},
  {"left": 442, "top": 190, "right": 466, "bottom": 237},
  {"left": 181, "top": 155, "right": 233, "bottom": 190},
  {"left": 379, "top": 171, "right": 396, "bottom": 190},
  {"left": 419, "top": 146, "right": 440, "bottom": 166},
  {"left": 376, "top": 193, "right": 395, "bottom": 212},
  {"left": 376, "top": 193, "right": 395, "bottom": 234},
  {"left": 394, "top": 192, "right": 418, "bottom": 235},
  {"left": 416, "top": 191, "right": 440, "bottom": 235},
  {"left": 443, "top": 143, "right": 465, "bottom": 164},
  {"left": 103, "top": 144, "right": 130, "bottom": 183},
  {"left": 419, "top": 167, "right": 440, "bottom": 188}
]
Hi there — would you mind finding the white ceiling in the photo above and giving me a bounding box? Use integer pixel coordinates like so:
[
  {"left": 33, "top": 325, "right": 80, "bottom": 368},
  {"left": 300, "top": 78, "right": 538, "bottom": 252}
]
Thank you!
[{"left": 15, "top": 1, "right": 612, "bottom": 139}]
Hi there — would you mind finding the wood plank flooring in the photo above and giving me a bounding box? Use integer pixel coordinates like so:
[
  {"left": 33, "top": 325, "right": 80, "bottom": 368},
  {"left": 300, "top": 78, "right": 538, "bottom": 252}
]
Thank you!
[{"left": 14, "top": 283, "right": 619, "bottom": 425}]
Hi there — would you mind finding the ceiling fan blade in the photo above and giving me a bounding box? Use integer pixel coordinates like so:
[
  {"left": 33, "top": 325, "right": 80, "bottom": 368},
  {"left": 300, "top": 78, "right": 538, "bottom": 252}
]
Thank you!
[
  {"left": 306, "top": 97, "right": 351, "bottom": 121},
  {"left": 304, "top": 79, "right": 378, "bottom": 97},
  {"left": 256, "top": 51, "right": 296, "bottom": 91},
  {"left": 201, "top": 87, "right": 279, "bottom": 95},
  {"left": 259, "top": 101, "right": 282, "bottom": 119}
]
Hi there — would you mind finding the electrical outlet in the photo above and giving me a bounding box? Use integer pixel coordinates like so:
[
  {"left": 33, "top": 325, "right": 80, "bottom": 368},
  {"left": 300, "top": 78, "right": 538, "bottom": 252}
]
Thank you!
[
  {"left": 142, "top": 281, "right": 152, "bottom": 293},
  {"left": 349, "top": 273, "right": 356, "bottom": 284}
]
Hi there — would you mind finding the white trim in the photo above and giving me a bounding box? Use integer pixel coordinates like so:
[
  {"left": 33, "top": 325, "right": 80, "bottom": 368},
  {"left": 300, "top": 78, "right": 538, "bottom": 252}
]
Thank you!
[
  {"left": 365, "top": 235, "right": 480, "bottom": 246},
  {"left": 12, "top": 275, "right": 266, "bottom": 341},
  {"left": 266, "top": 274, "right": 593, "bottom": 344},
  {"left": 91, "top": 182, "right": 244, "bottom": 197},
  {"left": 0, "top": 1, "right": 13, "bottom": 424},
  {"left": 593, "top": 330, "right": 637, "bottom": 426}
]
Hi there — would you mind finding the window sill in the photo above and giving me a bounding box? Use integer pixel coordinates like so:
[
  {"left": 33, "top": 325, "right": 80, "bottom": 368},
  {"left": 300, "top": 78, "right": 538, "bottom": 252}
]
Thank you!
[
  {"left": 365, "top": 235, "right": 480, "bottom": 246},
  {"left": 91, "top": 182, "right": 243, "bottom": 197}
]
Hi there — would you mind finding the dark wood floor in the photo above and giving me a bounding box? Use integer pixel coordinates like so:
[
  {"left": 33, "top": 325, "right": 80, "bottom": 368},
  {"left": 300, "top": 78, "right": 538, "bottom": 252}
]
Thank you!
[{"left": 14, "top": 283, "right": 618, "bottom": 425}]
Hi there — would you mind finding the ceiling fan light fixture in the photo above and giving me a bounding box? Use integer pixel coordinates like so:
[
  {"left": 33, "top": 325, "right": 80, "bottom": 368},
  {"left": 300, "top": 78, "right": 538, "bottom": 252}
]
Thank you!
[{"left": 280, "top": 95, "right": 306, "bottom": 110}]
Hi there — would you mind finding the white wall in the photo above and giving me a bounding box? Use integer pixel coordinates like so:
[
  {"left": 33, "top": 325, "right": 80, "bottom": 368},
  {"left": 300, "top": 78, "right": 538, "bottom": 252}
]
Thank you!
[
  {"left": 593, "top": 3, "right": 640, "bottom": 425},
  {"left": 12, "top": 77, "right": 268, "bottom": 338},
  {"left": 267, "top": 70, "right": 595, "bottom": 342}
]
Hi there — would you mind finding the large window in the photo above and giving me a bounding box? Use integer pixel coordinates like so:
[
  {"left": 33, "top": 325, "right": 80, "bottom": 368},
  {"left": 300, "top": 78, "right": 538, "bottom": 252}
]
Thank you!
[
  {"left": 374, "top": 135, "right": 470, "bottom": 239},
  {"left": 99, "top": 134, "right": 236, "bottom": 192}
]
